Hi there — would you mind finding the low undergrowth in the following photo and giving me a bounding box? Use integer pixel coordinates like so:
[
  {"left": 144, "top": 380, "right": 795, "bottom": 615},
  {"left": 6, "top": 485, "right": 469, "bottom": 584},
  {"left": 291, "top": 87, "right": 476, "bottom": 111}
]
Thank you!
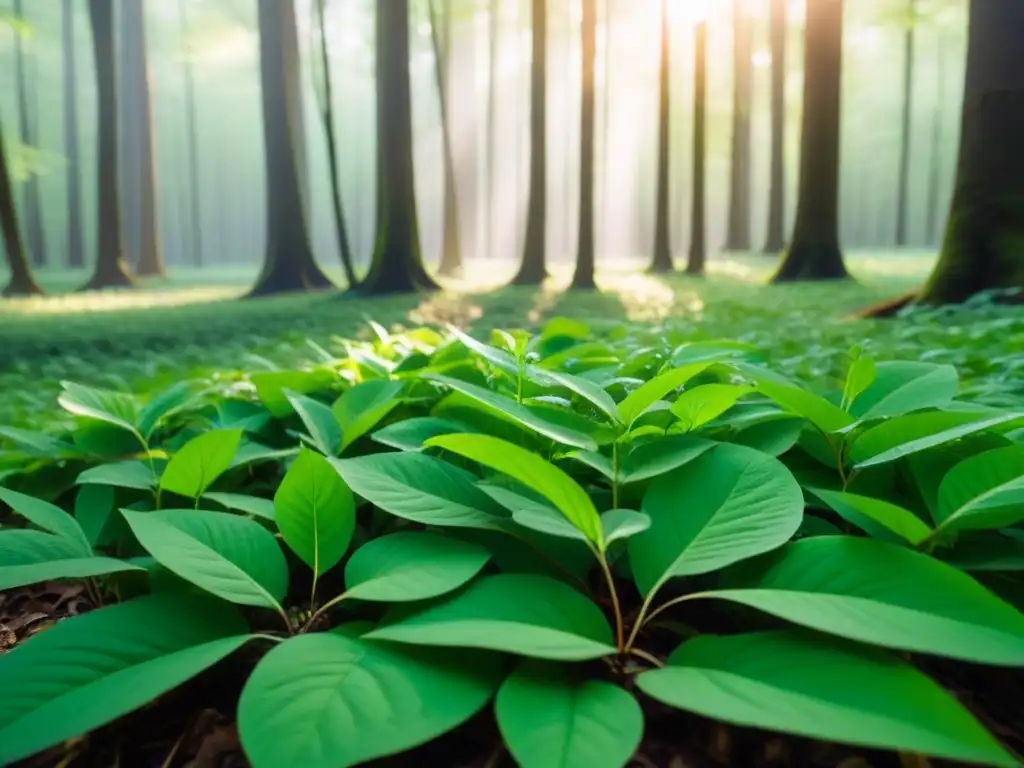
[{"left": 1, "top": 318, "right": 1023, "bottom": 767}]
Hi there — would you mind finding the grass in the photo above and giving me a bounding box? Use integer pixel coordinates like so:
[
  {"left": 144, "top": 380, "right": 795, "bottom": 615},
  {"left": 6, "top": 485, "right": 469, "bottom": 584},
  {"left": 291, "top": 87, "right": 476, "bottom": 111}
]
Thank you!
[{"left": 3, "top": 250, "right": 1022, "bottom": 429}]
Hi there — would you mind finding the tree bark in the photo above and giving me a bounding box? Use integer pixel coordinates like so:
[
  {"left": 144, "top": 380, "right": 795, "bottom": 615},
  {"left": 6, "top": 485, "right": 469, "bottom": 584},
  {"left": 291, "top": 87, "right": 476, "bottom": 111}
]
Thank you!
[
  {"left": 649, "top": 0, "right": 673, "bottom": 274},
  {"left": 13, "top": 0, "right": 47, "bottom": 269},
  {"left": 895, "top": 0, "right": 916, "bottom": 247},
  {"left": 513, "top": 0, "right": 548, "bottom": 285},
  {"left": 763, "top": 0, "right": 787, "bottom": 254},
  {"left": 485, "top": 0, "right": 500, "bottom": 261},
  {"left": 1, "top": 121, "right": 43, "bottom": 296},
  {"left": 772, "top": 0, "right": 848, "bottom": 283},
  {"left": 430, "top": 0, "right": 463, "bottom": 278},
  {"left": 179, "top": 0, "right": 203, "bottom": 267},
  {"left": 925, "top": 31, "right": 945, "bottom": 246},
  {"left": 82, "top": 0, "right": 135, "bottom": 291},
  {"left": 687, "top": 20, "right": 707, "bottom": 276},
  {"left": 314, "top": 0, "right": 359, "bottom": 288},
  {"left": 920, "top": 0, "right": 1024, "bottom": 304},
  {"left": 570, "top": 0, "right": 597, "bottom": 290},
  {"left": 62, "top": 0, "right": 85, "bottom": 270},
  {"left": 359, "top": 0, "right": 439, "bottom": 295},
  {"left": 724, "top": 0, "right": 753, "bottom": 252},
  {"left": 248, "top": 0, "right": 334, "bottom": 297}
]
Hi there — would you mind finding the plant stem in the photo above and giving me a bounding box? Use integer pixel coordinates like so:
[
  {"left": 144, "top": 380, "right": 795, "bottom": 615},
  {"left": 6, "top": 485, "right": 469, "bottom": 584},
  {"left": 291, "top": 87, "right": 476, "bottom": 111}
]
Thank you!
[
  {"left": 628, "top": 647, "right": 665, "bottom": 668},
  {"left": 637, "top": 592, "right": 700, "bottom": 630},
  {"left": 305, "top": 590, "right": 349, "bottom": 629},
  {"left": 596, "top": 551, "right": 624, "bottom": 651},
  {"left": 252, "top": 633, "right": 287, "bottom": 644},
  {"left": 623, "top": 588, "right": 659, "bottom": 652}
]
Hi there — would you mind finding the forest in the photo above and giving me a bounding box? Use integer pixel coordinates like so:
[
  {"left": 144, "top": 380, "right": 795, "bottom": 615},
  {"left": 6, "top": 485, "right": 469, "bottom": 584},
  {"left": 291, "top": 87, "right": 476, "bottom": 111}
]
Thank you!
[{"left": 1, "top": 0, "right": 1024, "bottom": 767}]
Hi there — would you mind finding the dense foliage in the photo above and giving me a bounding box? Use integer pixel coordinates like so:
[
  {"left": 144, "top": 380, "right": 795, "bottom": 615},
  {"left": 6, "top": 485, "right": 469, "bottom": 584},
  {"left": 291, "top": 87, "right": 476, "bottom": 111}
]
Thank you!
[{"left": 1, "top": 318, "right": 1023, "bottom": 766}]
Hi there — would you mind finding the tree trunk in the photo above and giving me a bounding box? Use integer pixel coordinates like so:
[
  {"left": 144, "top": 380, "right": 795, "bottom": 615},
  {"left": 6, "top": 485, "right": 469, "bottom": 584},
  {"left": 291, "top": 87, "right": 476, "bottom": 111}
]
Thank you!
[
  {"left": 1, "top": 121, "right": 43, "bottom": 296},
  {"left": 895, "top": 0, "right": 916, "bottom": 247},
  {"left": 122, "top": 0, "right": 164, "bottom": 278},
  {"left": 570, "top": 0, "right": 597, "bottom": 290},
  {"left": 925, "top": 31, "right": 945, "bottom": 246},
  {"left": 600, "top": 0, "right": 612, "bottom": 262},
  {"left": 649, "top": 0, "right": 673, "bottom": 274},
  {"left": 13, "top": 0, "right": 47, "bottom": 269},
  {"left": 687, "top": 20, "right": 707, "bottom": 276},
  {"left": 179, "top": 0, "right": 202, "bottom": 267},
  {"left": 485, "top": 0, "right": 500, "bottom": 261},
  {"left": 724, "top": 0, "right": 752, "bottom": 252},
  {"left": 247, "top": 0, "right": 334, "bottom": 297},
  {"left": 359, "top": 0, "right": 439, "bottom": 295},
  {"left": 513, "top": 0, "right": 548, "bottom": 285},
  {"left": 82, "top": 0, "right": 134, "bottom": 291},
  {"left": 314, "top": 0, "right": 359, "bottom": 288},
  {"left": 763, "top": 0, "right": 787, "bottom": 254},
  {"left": 920, "top": 0, "right": 1024, "bottom": 304},
  {"left": 772, "top": 0, "right": 848, "bottom": 283},
  {"left": 430, "top": 0, "right": 463, "bottom": 278},
  {"left": 62, "top": 0, "right": 85, "bottom": 270}
]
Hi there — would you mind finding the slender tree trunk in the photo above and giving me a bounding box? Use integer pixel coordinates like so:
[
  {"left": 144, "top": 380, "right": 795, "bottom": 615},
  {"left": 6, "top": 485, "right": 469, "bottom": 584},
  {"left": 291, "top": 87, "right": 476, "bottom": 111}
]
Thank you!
[
  {"left": 313, "top": 0, "right": 359, "bottom": 288},
  {"left": 895, "top": 0, "right": 916, "bottom": 247},
  {"left": 763, "top": 0, "right": 787, "bottom": 254},
  {"left": 122, "top": 0, "right": 164, "bottom": 278},
  {"left": 925, "top": 31, "right": 945, "bottom": 246},
  {"left": 62, "top": 0, "right": 85, "bottom": 270},
  {"left": 13, "top": 0, "right": 46, "bottom": 269},
  {"left": 724, "top": 0, "right": 753, "bottom": 252},
  {"left": 921, "top": 0, "right": 1024, "bottom": 304},
  {"left": 360, "top": 0, "right": 439, "bottom": 295},
  {"left": 772, "top": 0, "right": 848, "bottom": 282},
  {"left": 649, "top": 0, "right": 673, "bottom": 273},
  {"left": 179, "top": 0, "right": 202, "bottom": 267},
  {"left": 570, "top": 0, "right": 597, "bottom": 289},
  {"left": 430, "top": 0, "right": 463, "bottom": 278},
  {"left": 82, "top": 0, "right": 134, "bottom": 290},
  {"left": 687, "top": 20, "right": 707, "bottom": 276},
  {"left": 1, "top": 122, "right": 43, "bottom": 296},
  {"left": 485, "top": 0, "right": 500, "bottom": 261},
  {"left": 248, "top": 0, "right": 333, "bottom": 296},
  {"left": 513, "top": 0, "right": 548, "bottom": 285}
]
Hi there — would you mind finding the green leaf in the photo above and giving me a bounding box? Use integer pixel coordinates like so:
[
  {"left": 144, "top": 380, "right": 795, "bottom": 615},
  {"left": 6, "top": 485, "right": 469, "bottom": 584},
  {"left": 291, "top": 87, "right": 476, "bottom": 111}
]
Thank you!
[
  {"left": 287, "top": 393, "right": 342, "bottom": 456},
  {"left": 841, "top": 354, "right": 876, "bottom": 411},
  {"left": 75, "top": 484, "right": 116, "bottom": 547},
  {"left": 202, "top": 492, "right": 276, "bottom": 521},
  {"left": 850, "top": 412, "right": 1024, "bottom": 470},
  {"left": 618, "top": 434, "right": 716, "bottom": 484},
  {"left": 274, "top": 448, "right": 355, "bottom": 576},
  {"left": 616, "top": 363, "right": 711, "bottom": 427},
  {"left": 427, "top": 434, "right": 603, "bottom": 547},
  {"left": 372, "top": 416, "right": 478, "bottom": 451},
  {"left": 331, "top": 452, "right": 507, "bottom": 530},
  {"left": 138, "top": 382, "right": 193, "bottom": 438},
  {"left": 251, "top": 370, "right": 327, "bottom": 417},
  {"left": 629, "top": 444, "right": 803, "bottom": 597},
  {"left": 496, "top": 660, "right": 643, "bottom": 768},
  {"left": 943, "top": 531, "right": 1024, "bottom": 572},
  {"left": 670, "top": 384, "right": 752, "bottom": 431},
  {"left": 447, "top": 325, "right": 521, "bottom": 376},
  {"left": 332, "top": 379, "right": 404, "bottom": 450},
  {"left": 366, "top": 573, "right": 616, "bottom": 661},
  {"left": 738, "top": 367, "right": 854, "bottom": 434},
  {"left": 532, "top": 368, "right": 621, "bottom": 425},
  {"left": 58, "top": 381, "right": 139, "bottom": 435},
  {"left": 122, "top": 509, "right": 288, "bottom": 609},
  {"left": 0, "top": 487, "right": 91, "bottom": 554},
  {"left": 0, "top": 530, "right": 142, "bottom": 591},
  {"left": 731, "top": 416, "right": 803, "bottom": 456},
  {"left": 935, "top": 446, "right": 1024, "bottom": 533},
  {"left": 567, "top": 449, "right": 615, "bottom": 480},
  {"left": 808, "top": 488, "right": 933, "bottom": 545},
  {"left": 704, "top": 537, "right": 1024, "bottom": 665},
  {"left": 159, "top": 429, "right": 243, "bottom": 499},
  {"left": 237, "top": 631, "right": 503, "bottom": 768},
  {"left": 0, "top": 594, "right": 250, "bottom": 766},
  {"left": 77, "top": 459, "right": 160, "bottom": 490},
  {"left": 637, "top": 630, "right": 1015, "bottom": 768},
  {"left": 230, "top": 442, "right": 297, "bottom": 469},
  {"left": 0, "top": 426, "right": 74, "bottom": 457},
  {"left": 344, "top": 532, "right": 490, "bottom": 602},
  {"left": 425, "top": 374, "right": 598, "bottom": 450},
  {"left": 600, "top": 509, "right": 650, "bottom": 545},
  {"left": 850, "top": 361, "right": 959, "bottom": 419}
]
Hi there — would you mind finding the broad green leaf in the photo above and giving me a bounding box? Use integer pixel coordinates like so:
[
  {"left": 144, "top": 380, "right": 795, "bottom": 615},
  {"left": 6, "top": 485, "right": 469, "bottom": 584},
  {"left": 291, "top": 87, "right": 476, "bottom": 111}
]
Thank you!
[
  {"left": 138, "top": 382, "right": 192, "bottom": 438},
  {"left": 159, "top": 429, "right": 243, "bottom": 499},
  {"left": 943, "top": 531, "right": 1024, "bottom": 572},
  {"left": 237, "top": 631, "right": 503, "bottom": 768},
  {"left": 286, "top": 393, "right": 342, "bottom": 456},
  {"left": 251, "top": 370, "right": 327, "bottom": 417},
  {"left": 332, "top": 379, "right": 404, "bottom": 450},
  {"left": 203, "top": 492, "right": 276, "bottom": 521},
  {"left": 230, "top": 442, "right": 297, "bottom": 469},
  {"left": 629, "top": 444, "right": 803, "bottom": 597},
  {"left": 738, "top": 367, "right": 854, "bottom": 434},
  {"left": 366, "top": 573, "right": 616, "bottom": 661},
  {"left": 808, "top": 488, "right": 932, "bottom": 545},
  {"left": 850, "top": 412, "right": 1024, "bottom": 470},
  {"left": 427, "top": 434, "right": 603, "bottom": 547},
  {"left": 74, "top": 484, "right": 116, "bottom": 547},
  {"left": 77, "top": 459, "right": 160, "bottom": 490},
  {"left": 616, "top": 363, "right": 710, "bottom": 427},
  {"left": 618, "top": 434, "right": 716, "bottom": 484},
  {"left": 372, "top": 416, "right": 478, "bottom": 451},
  {"left": 671, "top": 340, "right": 760, "bottom": 366},
  {"left": 58, "top": 381, "right": 139, "bottom": 435},
  {"left": 842, "top": 354, "right": 876, "bottom": 411},
  {"left": 705, "top": 537, "right": 1024, "bottom": 665},
  {"left": 331, "top": 452, "right": 507, "bottom": 530},
  {"left": 935, "top": 446, "right": 1024, "bottom": 533},
  {"left": 448, "top": 325, "right": 521, "bottom": 377},
  {"left": 532, "top": 368, "right": 621, "bottom": 425},
  {"left": 0, "top": 594, "right": 249, "bottom": 766},
  {"left": 122, "top": 509, "right": 288, "bottom": 609},
  {"left": 0, "top": 487, "right": 91, "bottom": 554},
  {"left": 477, "top": 483, "right": 588, "bottom": 543},
  {"left": 731, "top": 416, "right": 803, "bottom": 456},
  {"left": 344, "top": 532, "right": 490, "bottom": 602},
  {"left": 637, "top": 630, "right": 1015, "bottom": 768},
  {"left": 0, "top": 530, "right": 142, "bottom": 591},
  {"left": 425, "top": 374, "right": 597, "bottom": 450},
  {"left": 0, "top": 426, "right": 74, "bottom": 457},
  {"left": 851, "top": 361, "right": 959, "bottom": 419},
  {"left": 496, "top": 660, "right": 643, "bottom": 768},
  {"left": 274, "top": 448, "right": 355, "bottom": 576},
  {"left": 567, "top": 449, "right": 615, "bottom": 480},
  {"left": 670, "top": 384, "right": 753, "bottom": 431},
  {"left": 600, "top": 509, "right": 650, "bottom": 545}
]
